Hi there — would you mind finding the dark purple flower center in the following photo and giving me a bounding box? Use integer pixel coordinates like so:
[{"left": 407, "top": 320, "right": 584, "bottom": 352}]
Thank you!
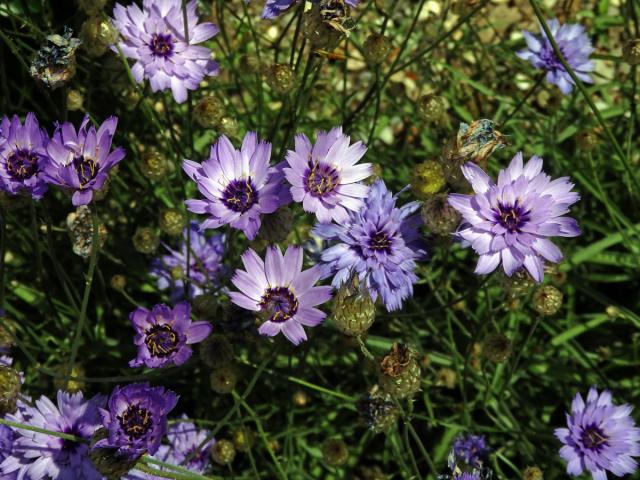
[
  {"left": 118, "top": 404, "right": 153, "bottom": 439},
  {"left": 494, "top": 201, "right": 530, "bottom": 233},
  {"left": 6, "top": 148, "right": 39, "bottom": 180},
  {"left": 73, "top": 155, "right": 98, "bottom": 186},
  {"left": 145, "top": 324, "right": 180, "bottom": 358},
  {"left": 581, "top": 425, "right": 609, "bottom": 452},
  {"left": 305, "top": 162, "right": 339, "bottom": 197},
  {"left": 259, "top": 286, "right": 298, "bottom": 323},
  {"left": 149, "top": 33, "right": 174, "bottom": 58},
  {"left": 222, "top": 179, "right": 258, "bottom": 213},
  {"left": 540, "top": 43, "right": 568, "bottom": 70},
  {"left": 369, "top": 230, "right": 392, "bottom": 254},
  {"left": 61, "top": 426, "right": 82, "bottom": 453}
]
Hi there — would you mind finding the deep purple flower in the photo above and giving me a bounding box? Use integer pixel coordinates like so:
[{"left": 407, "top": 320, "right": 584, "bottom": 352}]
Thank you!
[
  {"left": 253, "top": 0, "right": 359, "bottom": 19},
  {"left": 1, "top": 391, "right": 105, "bottom": 480},
  {"left": 44, "top": 115, "right": 125, "bottom": 206},
  {"left": 112, "top": 0, "right": 219, "bottom": 103},
  {"left": 0, "top": 425, "right": 14, "bottom": 465},
  {"left": 150, "top": 221, "right": 226, "bottom": 300},
  {"left": 453, "top": 434, "right": 490, "bottom": 467},
  {"left": 229, "top": 245, "right": 332, "bottom": 345},
  {"left": 129, "top": 302, "right": 212, "bottom": 369},
  {"left": 517, "top": 19, "right": 594, "bottom": 94},
  {"left": 284, "top": 127, "right": 371, "bottom": 223},
  {"left": 314, "top": 180, "right": 425, "bottom": 312},
  {"left": 448, "top": 153, "right": 580, "bottom": 282},
  {"left": 555, "top": 387, "right": 640, "bottom": 480},
  {"left": 0, "top": 113, "right": 50, "bottom": 199},
  {"left": 183, "top": 132, "right": 291, "bottom": 240},
  {"left": 95, "top": 383, "right": 179, "bottom": 460}
]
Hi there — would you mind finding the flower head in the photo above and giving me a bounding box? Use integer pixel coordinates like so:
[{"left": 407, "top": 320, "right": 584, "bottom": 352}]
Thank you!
[
  {"left": 1, "top": 391, "right": 106, "bottom": 480},
  {"left": 183, "top": 132, "right": 290, "bottom": 240},
  {"left": 129, "top": 302, "right": 212, "bottom": 369},
  {"left": 555, "top": 387, "right": 640, "bottom": 480},
  {"left": 150, "top": 221, "right": 226, "bottom": 300},
  {"left": 112, "top": 0, "right": 219, "bottom": 103},
  {"left": 448, "top": 153, "right": 580, "bottom": 282},
  {"left": 0, "top": 113, "right": 50, "bottom": 199},
  {"left": 284, "top": 127, "right": 371, "bottom": 223},
  {"left": 229, "top": 245, "right": 332, "bottom": 345},
  {"left": 45, "top": 115, "right": 125, "bottom": 206},
  {"left": 256, "top": 0, "right": 359, "bottom": 19},
  {"left": 95, "top": 383, "right": 179, "bottom": 460},
  {"left": 315, "top": 180, "right": 425, "bottom": 312},
  {"left": 517, "top": 19, "right": 594, "bottom": 94},
  {"left": 452, "top": 434, "right": 490, "bottom": 467}
]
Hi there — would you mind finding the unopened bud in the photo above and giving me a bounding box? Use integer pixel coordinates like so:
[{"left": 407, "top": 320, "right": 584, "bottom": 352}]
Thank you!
[
  {"left": 194, "top": 96, "right": 225, "bottom": 128},
  {"left": 211, "top": 439, "right": 236, "bottom": 465},
  {"left": 523, "top": 466, "right": 543, "bottom": 480},
  {"left": 132, "top": 227, "right": 159, "bottom": 254},
  {"left": 109, "top": 274, "right": 126, "bottom": 290},
  {"left": 0, "top": 319, "right": 17, "bottom": 350},
  {"left": 332, "top": 281, "right": 376, "bottom": 337},
  {"left": 260, "top": 206, "right": 294, "bottom": 243},
  {"left": 504, "top": 270, "right": 536, "bottom": 298},
  {"left": 623, "top": 38, "right": 640, "bottom": 65},
  {"left": 411, "top": 160, "right": 446, "bottom": 199},
  {"left": 232, "top": 427, "right": 256, "bottom": 452},
  {"left": 199, "top": 334, "right": 234, "bottom": 369},
  {"left": 378, "top": 343, "right": 421, "bottom": 399},
  {"left": 140, "top": 149, "right": 170, "bottom": 181},
  {"left": 90, "top": 429, "right": 139, "bottom": 479},
  {"left": 417, "top": 94, "right": 445, "bottom": 122},
  {"left": 576, "top": 128, "right": 600, "bottom": 151},
  {"left": 210, "top": 364, "right": 238, "bottom": 394},
  {"left": 421, "top": 193, "right": 461, "bottom": 235},
  {"left": 219, "top": 117, "right": 239, "bottom": 138},
  {"left": 192, "top": 294, "right": 220, "bottom": 320},
  {"left": 80, "top": 16, "right": 118, "bottom": 58},
  {"left": 435, "top": 367, "right": 456, "bottom": 389},
  {"left": 532, "top": 285, "right": 563, "bottom": 316},
  {"left": 159, "top": 208, "right": 187, "bottom": 236},
  {"left": 266, "top": 64, "right": 295, "bottom": 95},
  {"left": 0, "top": 365, "right": 21, "bottom": 415},
  {"left": 363, "top": 33, "right": 392, "bottom": 65},
  {"left": 482, "top": 333, "right": 512, "bottom": 363},
  {"left": 67, "top": 89, "right": 84, "bottom": 111},
  {"left": 322, "top": 439, "right": 349, "bottom": 467}
]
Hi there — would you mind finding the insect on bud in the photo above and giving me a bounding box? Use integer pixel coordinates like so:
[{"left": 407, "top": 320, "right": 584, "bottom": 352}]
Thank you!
[
  {"left": 623, "top": 38, "right": 640, "bottom": 66},
  {"left": 30, "top": 27, "right": 81, "bottom": 90},
  {"left": 332, "top": 279, "right": 376, "bottom": 337},
  {"left": 378, "top": 343, "right": 421, "bottom": 399},
  {"left": 322, "top": 439, "right": 349, "bottom": 467},
  {"left": 532, "top": 285, "right": 563, "bottom": 316},
  {"left": 411, "top": 160, "right": 446, "bottom": 199},
  {"left": 266, "top": 64, "right": 295, "bottom": 95},
  {"left": 194, "top": 96, "right": 226, "bottom": 128},
  {"left": 417, "top": 94, "right": 445, "bottom": 122},
  {"left": 363, "top": 33, "right": 392, "bottom": 65},
  {"left": 421, "top": 193, "right": 461, "bottom": 235},
  {"left": 132, "top": 227, "right": 159, "bottom": 254},
  {"left": 159, "top": 208, "right": 187, "bottom": 236},
  {"left": 357, "top": 386, "right": 399, "bottom": 434},
  {"left": 211, "top": 439, "right": 236, "bottom": 465}
]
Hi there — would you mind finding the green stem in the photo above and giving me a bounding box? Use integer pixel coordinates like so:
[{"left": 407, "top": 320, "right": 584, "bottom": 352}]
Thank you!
[{"left": 0, "top": 418, "right": 82, "bottom": 442}]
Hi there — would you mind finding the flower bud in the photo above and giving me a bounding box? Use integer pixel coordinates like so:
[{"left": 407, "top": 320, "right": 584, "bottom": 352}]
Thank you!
[
  {"left": 66, "top": 206, "right": 108, "bottom": 258},
  {"left": 140, "top": 149, "right": 170, "bottom": 181},
  {"left": 623, "top": 38, "right": 640, "bottom": 65},
  {"left": 194, "top": 96, "right": 225, "bottom": 128},
  {"left": 417, "top": 94, "right": 445, "bottom": 122},
  {"left": 239, "top": 54, "right": 262, "bottom": 74},
  {"left": 523, "top": 466, "right": 543, "bottom": 480},
  {"left": 77, "top": 0, "right": 107, "bottom": 15},
  {"left": 322, "top": 439, "right": 349, "bottom": 467},
  {"left": 359, "top": 465, "right": 388, "bottom": 480},
  {"left": 482, "top": 333, "right": 512, "bottom": 363},
  {"left": 357, "top": 387, "right": 399, "bottom": 434},
  {"left": 109, "top": 274, "right": 126, "bottom": 290},
  {"left": 576, "top": 128, "right": 600, "bottom": 151},
  {"left": 53, "top": 363, "right": 86, "bottom": 393},
  {"left": 80, "top": 16, "right": 118, "bottom": 58},
  {"left": 169, "top": 265, "right": 184, "bottom": 281},
  {"left": 363, "top": 33, "right": 392, "bottom": 65},
  {"left": 266, "top": 64, "right": 295, "bottom": 95},
  {"left": 411, "top": 160, "right": 446, "bottom": 199},
  {"left": 211, "top": 439, "right": 236, "bottom": 465},
  {"left": 292, "top": 390, "right": 310, "bottom": 407},
  {"left": 219, "top": 117, "right": 239, "bottom": 138},
  {"left": 435, "top": 367, "right": 456, "bottom": 389},
  {"left": 192, "top": 294, "right": 220, "bottom": 320},
  {"left": 259, "top": 206, "right": 294, "bottom": 243},
  {"left": 232, "top": 426, "right": 256, "bottom": 452},
  {"left": 0, "top": 365, "right": 21, "bottom": 415},
  {"left": 378, "top": 343, "right": 421, "bottom": 399},
  {"left": 0, "top": 319, "right": 17, "bottom": 350},
  {"left": 199, "top": 334, "right": 234, "bottom": 369},
  {"left": 332, "top": 281, "right": 376, "bottom": 337},
  {"left": 67, "top": 89, "right": 84, "bottom": 111},
  {"left": 132, "top": 227, "right": 159, "bottom": 254},
  {"left": 421, "top": 193, "right": 461, "bottom": 235},
  {"left": 504, "top": 270, "right": 536, "bottom": 298},
  {"left": 159, "top": 208, "right": 187, "bottom": 236},
  {"left": 30, "top": 27, "right": 81, "bottom": 90},
  {"left": 210, "top": 364, "right": 238, "bottom": 394},
  {"left": 532, "top": 285, "right": 563, "bottom": 316}
]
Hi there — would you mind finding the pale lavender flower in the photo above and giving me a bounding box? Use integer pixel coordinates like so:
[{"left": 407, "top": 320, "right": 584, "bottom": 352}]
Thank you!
[
  {"left": 284, "top": 127, "right": 371, "bottom": 223},
  {"left": 183, "top": 132, "right": 290, "bottom": 240},
  {"left": 229, "top": 245, "right": 332, "bottom": 345},
  {"left": 252, "top": 0, "right": 360, "bottom": 19},
  {"left": 517, "top": 19, "right": 594, "bottom": 94},
  {"left": 1, "top": 391, "right": 105, "bottom": 480},
  {"left": 0, "top": 113, "right": 50, "bottom": 199},
  {"left": 448, "top": 153, "right": 580, "bottom": 282},
  {"left": 44, "top": 115, "right": 125, "bottom": 206},
  {"left": 112, "top": 0, "right": 219, "bottom": 103},
  {"left": 314, "top": 180, "right": 425, "bottom": 312},
  {"left": 555, "top": 387, "right": 640, "bottom": 480}
]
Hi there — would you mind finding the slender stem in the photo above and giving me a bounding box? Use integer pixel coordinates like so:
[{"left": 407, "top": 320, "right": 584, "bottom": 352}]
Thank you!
[
  {"left": 66, "top": 204, "right": 100, "bottom": 381},
  {"left": 0, "top": 418, "right": 82, "bottom": 442}
]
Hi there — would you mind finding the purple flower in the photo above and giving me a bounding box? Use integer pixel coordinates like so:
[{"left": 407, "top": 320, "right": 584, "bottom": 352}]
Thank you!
[
  {"left": 229, "top": 245, "right": 332, "bottom": 345},
  {"left": 555, "top": 387, "right": 640, "bottom": 480},
  {"left": 183, "top": 132, "right": 291, "bottom": 240},
  {"left": 314, "top": 180, "right": 425, "bottom": 312},
  {"left": 284, "top": 127, "right": 371, "bottom": 223},
  {"left": 95, "top": 382, "right": 179, "bottom": 460},
  {"left": 0, "top": 113, "right": 50, "bottom": 199},
  {"left": 150, "top": 221, "right": 226, "bottom": 300},
  {"left": 44, "top": 115, "right": 125, "bottom": 206},
  {"left": 112, "top": 0, "right": 219, "bottom": 103},
  {"left": 517, "top": 19, "right": 594, "bottom": 94},
  {"left": 452, "top": 434, "right": 490, "bottom": 467},
  {"left": 0, "top": 425, "right": 14, "bottom": 465},
  {"left": 448, "top": 153, "right": 580, "bottom": 282},
  {"left": 254, "top": 0, "right": 359, "bottom": 19},
  {"left": 1, "top": 391, "right": 105, "bottom": 480},
  {"left": 129, "top": 302, "right": 212, "bottom": 369}
]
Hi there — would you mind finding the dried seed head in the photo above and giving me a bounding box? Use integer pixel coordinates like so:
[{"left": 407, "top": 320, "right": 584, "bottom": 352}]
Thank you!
[
  {"left": 303, "top": 1, "right": 352, "bottom": 50},
  {"left": 623, "top": 38, "right": 640, "bottom": 65},
  {"left": 532, "top": 285, "right": 563, "bottom": 316},
  {"left": 421, "top": 193, "right": 461, "bottom": 235},
  {"left": 132, "top": 227, "right": 159, "bottom": 254},
  {"left": 211, "top": 439, "right": 236, "bottom": 465},
  {"left": 332, "top": 280, "right": 376, "bottom": 337},
  {"left": 417, "top": 94, "right": 445, "bottom": 122},
  {"left": 482, "top": 333, "right": 513, "bottom": 363},
  {"left": 159, "top": 208, "right": 187, "bottom": 236},
  {"left": 411, "top": 160, "right": 446, "bottom": 199},
  {"left": 378, "top": 343, "right": 421, "bottom": 399},
  {"left": 194, "top": 96, "right": 226, "bottom": 128},
  {"left": 80, "top": 16, "right": 118, "bottom": 58},
  {"left": 322, "top": 439, "right": 349, "bottom": 467},
  {"left": 66, "top": 206, "right": 108, "bottom": 258},
  {"left": 266, "top": 64, "right": 295, "bottom": 95},
  {"left": 30, "top": 27, "right": 81, "bottom": 90},
  {"left": 140, "top": 149, "right": 170, "bottom": 181},
  {"left": 363, "top": 33, "right": 392, "bottom": 65}
]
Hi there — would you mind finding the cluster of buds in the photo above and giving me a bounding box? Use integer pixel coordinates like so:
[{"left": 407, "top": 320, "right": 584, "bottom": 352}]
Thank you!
[
  {"left": 332, "top": 277, "right": 376, "bottom": 337},
  {"left": 66, "top": 206, "right": 108, "bottom": 258},
  {"left": 232, "top": 426, "right": 256, "bottom": 453},
  {"left": 304, "top": 0, "right": 355, "bottom": 50},
  {"left": 357, "top": 386, "right": 399, "bottom": 434},
  {"left": 30, "top": 27, "right": 82, "bottom": 90},
  {"left": 378, "top": 343, "right": 421, "bottom": 399}
]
